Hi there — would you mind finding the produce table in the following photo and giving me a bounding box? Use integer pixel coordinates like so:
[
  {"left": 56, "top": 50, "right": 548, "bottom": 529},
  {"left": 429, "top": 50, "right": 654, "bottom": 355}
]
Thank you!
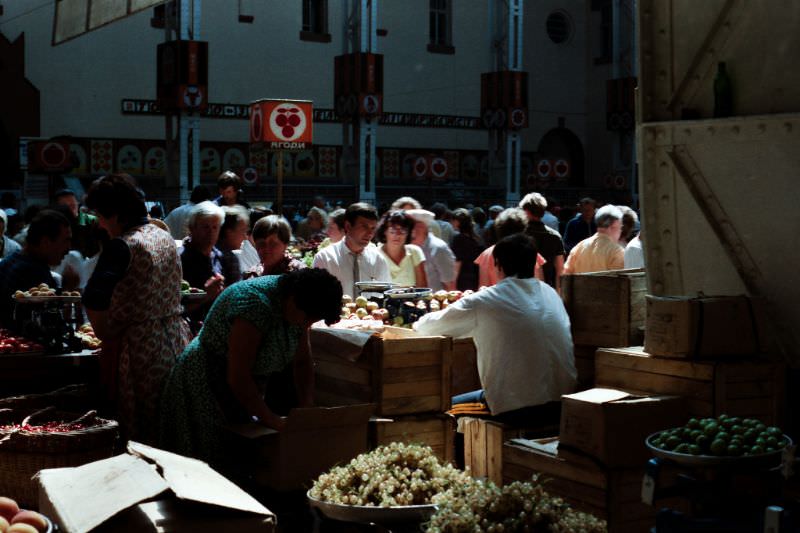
[{"left": 0, "top": 350, "right": 99, "bottom": 397}]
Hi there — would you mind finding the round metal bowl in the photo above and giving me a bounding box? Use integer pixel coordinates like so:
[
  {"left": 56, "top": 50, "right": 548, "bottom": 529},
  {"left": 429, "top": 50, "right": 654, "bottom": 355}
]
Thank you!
[
  {"left": 646, "top": 431, "right": 793, "bottom": 469},
  {"left": 383, "top": 288, "right": 432, "bottom": 300},
  {"left": 307, "top": 491, "right": 436, "bottom": 525},
  {"left": 180, "top": 291, "right": 207, "bottom": 302},
  {"left": 355, "top": 281, "right": 395, "bottom": 293},
  {"left": 12, "top": 295, "right": 82, "bottom": 304}
]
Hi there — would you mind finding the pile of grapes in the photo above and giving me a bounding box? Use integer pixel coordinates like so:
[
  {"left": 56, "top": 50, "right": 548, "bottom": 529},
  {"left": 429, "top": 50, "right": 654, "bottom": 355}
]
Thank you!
[
  {"left": 310, "top": 442, "right": 471, "bottom": 507},
  {"left": 649, "top": 414, "right": 789, "bottom": 457},
  {"left": 426, "top": 475, "right": 606, "bottom": 533}
]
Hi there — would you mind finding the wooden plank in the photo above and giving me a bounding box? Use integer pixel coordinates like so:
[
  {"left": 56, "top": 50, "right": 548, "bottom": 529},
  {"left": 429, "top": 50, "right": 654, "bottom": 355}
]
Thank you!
[
  {"left": 718, "top": 397, "right": 776, "bottom": 418},
  {"left": 502, "top": 444, "right": 608, "bottom": 490},
  {"left": 381, "top": 365, "right": 441, "bottom": 384},
  {"left": 467, "top": 418, "right": 487, "bottom": 478},
  {"left": 381, "top": 351, "right": 442, "bottom": 368},
  {"left": 315, "top": 390, "right": 364, "bottom": 407},
  {"left": 596, "top": 348, "right": 716, "bottom": 380},
  {"left": 379, "top": 418, "right": 445, "bottom": 437},
  {"left": 380, "top": 395, "right": 441, "bottom": 415},
  {"left": 486, "top": 422, "right": 504, "bottom": 486},
  {"left": 595, "top": 365, "right": 712, "bottom": 400},
  {"left": 440, "top": 347, "right": 452, "bottom": 412},
  {"left": 381, "top": 337, "right": 444, "bottom": 355},
  {"left": 315, "top": 359, "right": 372, "bottom": 385},
  {"left": 724, "top": 380, "right": 774, "bottom": 398},
  {"left": 443, "top": 417, "right": 454, "bottom": 464},
  {"left": 382, "top": 379, "right": 440, "bottom": 399}
]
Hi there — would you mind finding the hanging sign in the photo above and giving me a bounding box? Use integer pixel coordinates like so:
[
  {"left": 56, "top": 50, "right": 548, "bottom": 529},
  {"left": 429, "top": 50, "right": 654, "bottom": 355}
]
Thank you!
[{"left": 250, "top": 99, "right": 314, "bottom": 151}]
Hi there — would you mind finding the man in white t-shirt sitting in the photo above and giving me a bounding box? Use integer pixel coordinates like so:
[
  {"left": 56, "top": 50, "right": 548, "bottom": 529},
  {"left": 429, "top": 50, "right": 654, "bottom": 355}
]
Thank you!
[
  {"left": 313, "top": 202, "right": 390, "bottom": 298},
  {"left": 414, "top": 233, "right": 576, "bottom": 425}
]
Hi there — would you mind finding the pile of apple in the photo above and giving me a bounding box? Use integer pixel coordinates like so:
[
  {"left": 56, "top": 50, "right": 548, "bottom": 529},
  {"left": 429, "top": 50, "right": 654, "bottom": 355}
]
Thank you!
[
  {"left": 75, "top": 324, "right": 101, "bottom": 349},
  {"left": 340, "top": 289, "right": 476, "bottom": 326},
  {"left": 0, "top": 497, "right": 49, "bottom": 533},
  {"left": 13, "top": 284, "right": 80, "bottom": 299},
  {"left": 0, "top": 330, "right": 44, "bottom": 354}
]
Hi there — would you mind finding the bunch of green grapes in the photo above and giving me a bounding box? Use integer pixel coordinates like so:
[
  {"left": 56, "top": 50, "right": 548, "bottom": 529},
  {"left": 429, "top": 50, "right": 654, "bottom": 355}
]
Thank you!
[
  {"left": 310, "top": 442, "right": 472, "bottom": 507},
  {"left": 425, "top": 475, "right": 606, "bottom": 533},
  {"left": 650, "top": 414, "right": 788, "bottom": 457}
]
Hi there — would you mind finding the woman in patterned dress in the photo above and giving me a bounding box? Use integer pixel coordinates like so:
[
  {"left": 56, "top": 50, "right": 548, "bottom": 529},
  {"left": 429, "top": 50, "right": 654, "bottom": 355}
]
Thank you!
[
  {"left": 158, "top": 269, "right": 342, "bottom": 464},
  {"left": 242, "top": 215, "right": 306, "bottom": 279},
  {"left": 82, "top": 174, "right": 192, "bottom": 444}
]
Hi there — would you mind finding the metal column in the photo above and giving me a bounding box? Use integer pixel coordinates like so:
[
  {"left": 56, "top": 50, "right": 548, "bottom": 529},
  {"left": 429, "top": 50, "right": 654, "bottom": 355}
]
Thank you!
[
  {"left": 174, "top": 0, "right": 201, "bottom": 203},
  {"left": 488, "top": 0, "right": 524, "bottom": 207},
  {"left": 344, "top": 0, "right": 379, "bottom": 204}
]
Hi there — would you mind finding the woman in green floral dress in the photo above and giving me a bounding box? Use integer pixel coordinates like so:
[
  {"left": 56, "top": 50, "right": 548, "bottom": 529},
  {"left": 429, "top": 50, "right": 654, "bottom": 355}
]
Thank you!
[{"left": 159, "top": 269, "right": 342, "bottom": 463}]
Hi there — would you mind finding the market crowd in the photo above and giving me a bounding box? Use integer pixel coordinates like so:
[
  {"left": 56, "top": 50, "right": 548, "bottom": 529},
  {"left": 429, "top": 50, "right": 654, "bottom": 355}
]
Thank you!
[{"left": 0, "top": 171, "right": 643, "bottom": 465}]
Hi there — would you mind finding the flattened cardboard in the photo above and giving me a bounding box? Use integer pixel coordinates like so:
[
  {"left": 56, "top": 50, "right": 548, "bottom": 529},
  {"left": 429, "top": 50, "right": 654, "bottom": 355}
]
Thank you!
[
  {"left": 226, "top": 404, "right": 374, "bottom": 491},
  {"left": 559, "top": 387, "right": 687, "bottom": 467},
  {"left": 38, "top": 442, "right": 275, "bottom": 533}
]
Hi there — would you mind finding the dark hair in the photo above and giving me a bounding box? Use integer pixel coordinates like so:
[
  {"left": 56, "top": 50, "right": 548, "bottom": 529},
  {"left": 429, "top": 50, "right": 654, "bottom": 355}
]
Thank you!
[
  {"left": 345, "top": 202, "right": 379, "bottom": 225},
  {"left": 23, "top": 205, "right": 43, "bottom": 224},
  {"left": 27, "top": 209, "right": 70, "bottom": 246},
  {"left": 494, "top": 208, "right": 528, "bottom": 240},
  {"left": 278, "top": 268, "right": 343, "bottom": 325},
  {"left": 492, "top": 233, "right": 539, "bottom": 279},
  {"left": 452, "top": 208, "right": 479, "bottom": 241},
  {"left": 219, "top": 206, "right": 249, "bottom": 243},
  {"left": 217, "top": 170, "right": 241, "bottom": 190},
  {"left": 472, "top": 207, "right": 487, "bottom": 227},
  {"left": 190, "top": 185, "right": 212, "bottom": 204},
  {"left": 249, "top": 206, "right": 272, "bottom": 233},
  {"left": 329, "top": 208, "right": 346, "bottom": 230},
  {"left": 430, "top": 202, "right": 449, "bottom": 218},
  {"left": 53, "top": 188, "right": 77, "bottom": 202},
  {"left": 376, "top": 210, "right": 414, "bottom": 244},
  {"left": 85, "top": 174, "right": 147, "bottom": 228},
  {"left": 252, "top": 215, "right": 292, "bottom": 244}
]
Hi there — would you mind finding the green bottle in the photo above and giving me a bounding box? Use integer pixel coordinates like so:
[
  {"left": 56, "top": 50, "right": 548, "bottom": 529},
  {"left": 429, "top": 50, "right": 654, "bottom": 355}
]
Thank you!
[{"left": 713, "top": 62, "right": 733, "bottom": 118}]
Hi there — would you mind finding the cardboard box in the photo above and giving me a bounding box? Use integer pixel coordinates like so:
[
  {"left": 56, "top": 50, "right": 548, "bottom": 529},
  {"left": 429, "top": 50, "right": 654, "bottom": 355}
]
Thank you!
[
  {"left": 559, "top": 388, "right": 687, "bottom": 467},
  {"left": 644, "top": 295, "right": 767, "bottom": 357},
  {"left": 225, "top": 404, "right": 374, "bottom": 491},
  {"left": 37, "top": 441, "right": 276, "bottom": 533},
  {"left": 594, "top": 346, "right": 785, "bottom": 425},
  {"left": 561, "top": 269, "right": 646, "bottom": 347},
  {"left": 503, "top": 437, "right": 687, "bottom": 533}
]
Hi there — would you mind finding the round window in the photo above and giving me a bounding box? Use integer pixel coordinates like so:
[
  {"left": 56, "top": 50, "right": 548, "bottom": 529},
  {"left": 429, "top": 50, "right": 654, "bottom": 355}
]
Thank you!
[{"left": 546, "top": 11, "right": 572, "bottom": 44}]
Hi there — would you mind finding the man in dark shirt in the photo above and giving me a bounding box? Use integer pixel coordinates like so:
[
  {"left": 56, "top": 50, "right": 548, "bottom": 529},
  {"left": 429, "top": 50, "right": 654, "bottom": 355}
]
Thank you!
[
  {"left": 563, "top": 197, "right": 597, "bottom": 254},
  {"left": 520, "top": 192, "right": 566, "bottom": 293},
  {"left": 213, "top": 171, "right": 250, "bottom": 208},
  {"left": 0, "top": 210, "right": 72, "bottom": 328}
]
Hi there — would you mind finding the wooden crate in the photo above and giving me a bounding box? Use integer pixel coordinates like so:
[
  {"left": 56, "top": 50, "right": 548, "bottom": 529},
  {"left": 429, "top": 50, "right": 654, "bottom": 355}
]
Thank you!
[
  {"left": 451, "top": 338, "right": 481, "bottom": 396},
  {"left": 573, "top": 344, "right": 597, "bottom": 391},
  {"left": 595, "top": 346, "right": 785, "bottom": 425},
  {"left": 561, "top": 269, "right": 646, "bottom": 347},
  {"left": 315, "top": 335, "right": 453, "bottom": 416},
  {"left": 460, "top": 417, "right": 560, "bottom": 486},
  {"left": 503, "top": 438, "right": 685, "bottom": 533},
  {"left": 371, "top": 414, "right": 455, "bottom": 464}
]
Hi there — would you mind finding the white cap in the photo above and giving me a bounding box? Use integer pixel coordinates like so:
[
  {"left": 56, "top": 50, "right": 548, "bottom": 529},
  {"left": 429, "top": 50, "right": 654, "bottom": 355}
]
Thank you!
[{"left": 405, "top": 209, "right": 435, "bottom": 226}]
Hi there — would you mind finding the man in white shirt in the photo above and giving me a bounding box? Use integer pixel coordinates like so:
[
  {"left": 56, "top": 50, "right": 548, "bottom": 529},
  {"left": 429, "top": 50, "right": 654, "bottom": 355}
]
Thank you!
[
  {"left": 414, "top": 233, "right": 576, "bottom": 423},
  {"left": 624, "top": 232, "right": 645, "bottom": 269},
  {"left": 407, "top": 209, "right": 456, "bottom": 291},
  {"left": 313, "top": 202, "right": 390, "bottom": 298},
  {"left": 164, "top": 185, "right": 212, "bottom": 240}
]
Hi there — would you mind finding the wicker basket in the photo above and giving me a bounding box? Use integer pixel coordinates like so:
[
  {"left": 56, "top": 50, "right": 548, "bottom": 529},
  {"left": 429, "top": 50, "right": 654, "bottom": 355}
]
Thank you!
[{"left": 0, "top": 408, "right": 118, "bottom": 508}]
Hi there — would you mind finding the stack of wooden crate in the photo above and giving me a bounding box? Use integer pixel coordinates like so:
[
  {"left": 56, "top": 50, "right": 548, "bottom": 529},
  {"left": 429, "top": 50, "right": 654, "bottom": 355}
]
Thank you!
[
  {"left": 314, "top": 332, "right": 456, "bottom": 463},
  {"left": 561, "top": 269, "right": 647, "bottom": 390}
]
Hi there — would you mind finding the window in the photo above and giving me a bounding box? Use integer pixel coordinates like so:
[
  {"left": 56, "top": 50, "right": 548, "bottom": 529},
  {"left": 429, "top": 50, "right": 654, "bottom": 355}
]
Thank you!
[
  {"left": 428, "top": 0, "right": 454, "bottom": 54},
  {"left": 300, "top": 0, "right": 331, "bottom": 42},
  {"left": 546, "top": 11, "right": 572, "bottom": 44}
]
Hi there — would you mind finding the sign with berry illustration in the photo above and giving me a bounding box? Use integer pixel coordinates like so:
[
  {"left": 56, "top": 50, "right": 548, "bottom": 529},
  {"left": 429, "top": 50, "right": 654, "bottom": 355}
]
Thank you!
[{"left": 249, "top": 99, "right": 313, "bottom": 151}]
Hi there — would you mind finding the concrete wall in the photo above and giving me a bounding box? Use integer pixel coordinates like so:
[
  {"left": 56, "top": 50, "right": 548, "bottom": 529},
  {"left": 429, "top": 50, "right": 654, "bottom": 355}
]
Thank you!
[{"left": 1, "top": 0, "right": 620, "bottom": 187}]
